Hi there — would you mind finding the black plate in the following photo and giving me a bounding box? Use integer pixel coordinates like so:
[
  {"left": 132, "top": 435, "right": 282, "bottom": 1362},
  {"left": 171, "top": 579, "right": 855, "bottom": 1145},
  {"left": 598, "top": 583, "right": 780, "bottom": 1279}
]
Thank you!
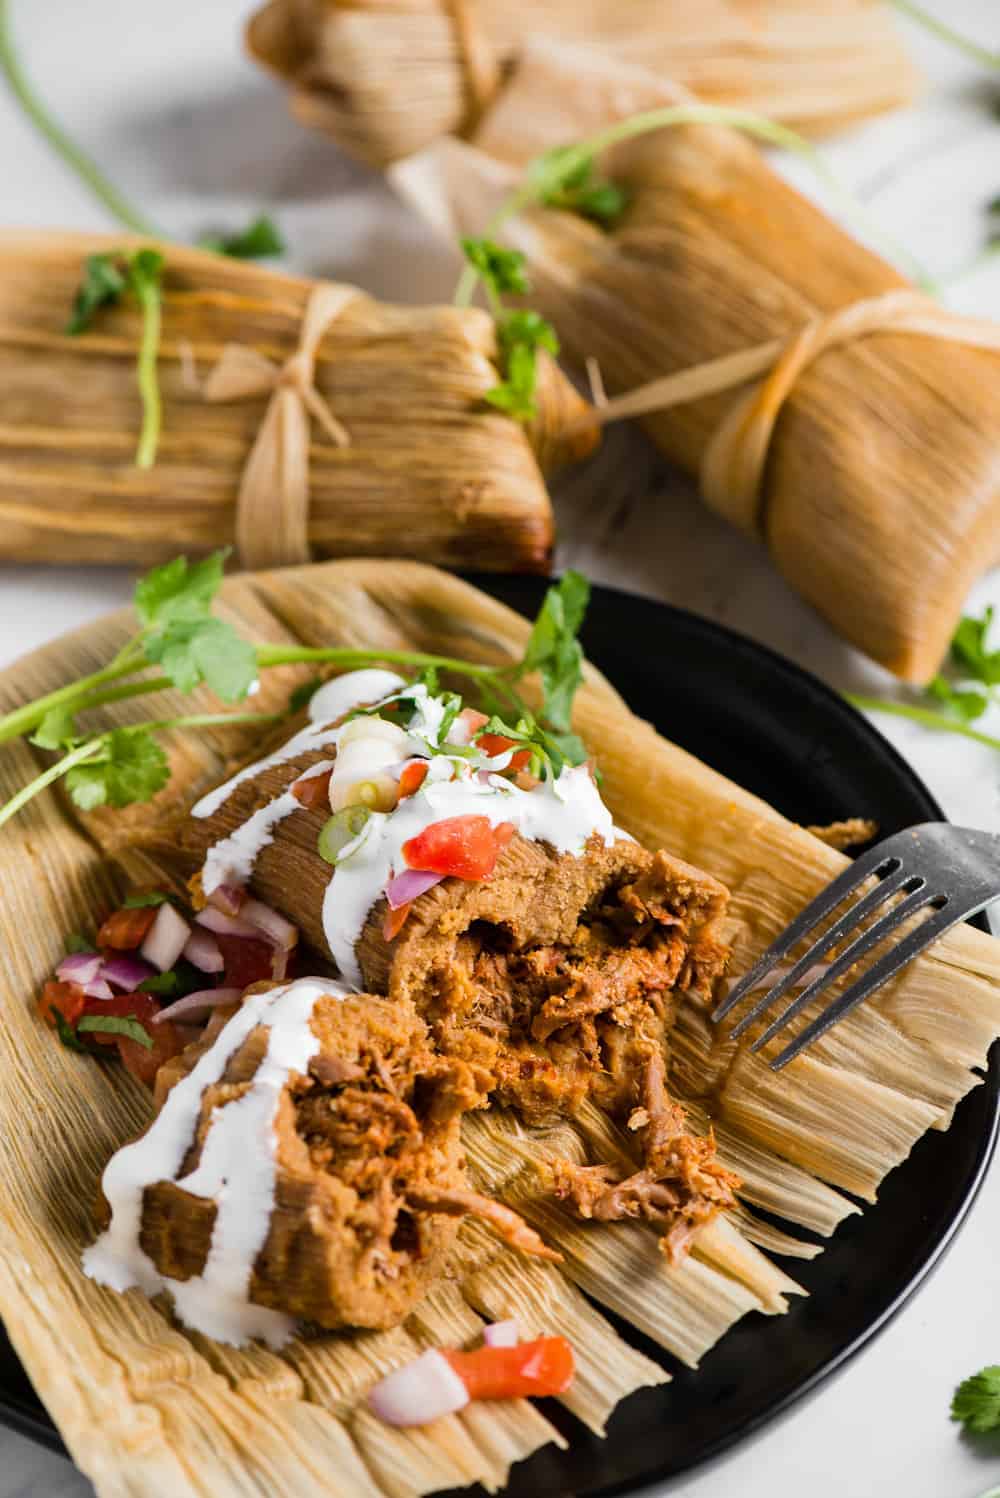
[{"left": 3, "top": 580, "right": 997, "bottom": 1493}]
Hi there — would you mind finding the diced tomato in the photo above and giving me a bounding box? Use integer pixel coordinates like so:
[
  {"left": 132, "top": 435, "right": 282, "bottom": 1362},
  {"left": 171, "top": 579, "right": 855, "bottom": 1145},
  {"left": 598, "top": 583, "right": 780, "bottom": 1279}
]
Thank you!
[
  {"left": 80, "top": 991, "right": 161, "bottom": 1047},
  {"left": 215, "top": 933, "right": 276, "bottom": 991},
  {"left": 444, "top": 1338, "right": 575, "bottom": 1400},
  {"left": 97, "top": 906, "right": 157, "bottom": 951},
  {"left": 291, "top": 767, "right": 333, "bottom": 811},
  {"left": 397, "top": 761, "right": 428, "bottom": 799},
  {"left": 454, "top": 707, "right": 489, "bottom": 741},
  {"left": 117, "top": 1016, "right": 184, "bottom": 1090},
  {"left": 474, "top": 732, "right": 532, "bottom": 772},
  {"left": 37, "top": 979, "right": 86, "bottom": 1029},
  {"left": 402, "top": 815, "right": 515, "bottom": 882},
  {"left": 383, "top": 901, "right": 413, "bottom": 941}
]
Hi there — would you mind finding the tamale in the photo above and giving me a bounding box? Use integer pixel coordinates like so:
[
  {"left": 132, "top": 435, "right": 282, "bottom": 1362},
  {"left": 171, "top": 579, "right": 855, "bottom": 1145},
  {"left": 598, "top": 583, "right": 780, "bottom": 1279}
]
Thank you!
[
  {"left": 0, "top": 229, "right": 598, "bottom": 570},
  {"left": 3, "top": 558, "right": 1000, "bottom": 1496},
  {"left": 246, "top": 0, "right": 918, "bottom": 170},
  {"left": 394, "top": 71, "right": 1000, "bottom": 682}
]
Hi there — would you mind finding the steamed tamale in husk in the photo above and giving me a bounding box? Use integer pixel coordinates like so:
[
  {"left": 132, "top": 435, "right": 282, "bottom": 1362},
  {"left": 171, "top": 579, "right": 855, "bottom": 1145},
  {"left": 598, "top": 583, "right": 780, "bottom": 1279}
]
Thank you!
[
  {"left": 246, "top": 0, "right": 918, "bottom": 170},
  {"left": 4, "top": 559, "right": 1000, "bottom": 1496},
  {"left": 0, "top": 230, "right": 598, "bottom": 570},
  {"left": 394, "top": 58, "right": 1000, "bottom": 683}
]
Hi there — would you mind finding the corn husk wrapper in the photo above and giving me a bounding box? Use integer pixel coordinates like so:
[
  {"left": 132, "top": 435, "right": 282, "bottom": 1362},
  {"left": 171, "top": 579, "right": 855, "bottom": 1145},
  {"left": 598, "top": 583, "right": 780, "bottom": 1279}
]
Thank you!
[
  {"left": 2, "top": 559, "right": 1000, "bottom": 1494},
  {"left": 394, "top": 84, "right": 1000, "bottom": 684},
  {"left": 246, "top": 0, "right": 918, "bottom": 170},
  {"left": 0, "top": 230, "right": 599, "bottom": 570}
]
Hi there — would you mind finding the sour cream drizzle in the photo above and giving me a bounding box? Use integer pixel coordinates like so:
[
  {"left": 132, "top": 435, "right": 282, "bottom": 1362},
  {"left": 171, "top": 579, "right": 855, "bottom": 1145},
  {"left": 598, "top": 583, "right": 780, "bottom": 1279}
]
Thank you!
[
  {"left": 83, "top": 977, "right": 344, "bottom": 1349},
  {"left": 193, "top": 670, "right": 627, "bottom": 987}
]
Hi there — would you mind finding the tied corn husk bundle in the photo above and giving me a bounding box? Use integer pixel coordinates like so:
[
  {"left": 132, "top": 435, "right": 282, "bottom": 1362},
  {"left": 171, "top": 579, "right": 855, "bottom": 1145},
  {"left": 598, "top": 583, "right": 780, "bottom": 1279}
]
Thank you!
[
  {"left": 394, "top": 67, "right": 1000, "bottom": 683},
  {"left": 0, "top": 229, "right": 598, "bottom": 571},
  {"left": 246, "top": 0, "right": 918, "bottom": 170},
  {"left": 3, "top": 557, "right": 1000, "bottom": 1496}
]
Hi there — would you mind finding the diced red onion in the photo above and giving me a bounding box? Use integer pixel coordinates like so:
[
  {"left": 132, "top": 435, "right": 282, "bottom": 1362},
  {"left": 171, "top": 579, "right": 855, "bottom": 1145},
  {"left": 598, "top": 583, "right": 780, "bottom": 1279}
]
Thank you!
[
  {"left": 195, "top": 907, "right": 264, "bottom": 940},
  {"left": 56, "top": 952, "right": 102, "bottom": 986},
  {"left": 182, "top": 928, "right": 225, "bottom": 974},
  {"left": 153, "top": 988, "right": 243, "bottom": 1026},
  {"left": 385, "top": 868, "right": 444, "bottom": 911},
  {"left": 208, "top": 883, "right": 245, "bottom": 917},
  {"left": 83, "top": 978, "right": 115, "bottom": 1001},
  {"left": 482, "top": 1319, "right": 520, "bottom": 1348},
  {"left": 241, "top": 897, "right": 299, "bottom": 952},
  {"left": 367, "top": 1349, "right": 469, "bottom": 1427},
  {"left": 140, "top": 903, "right": 192, "bottom": 973},
  {"left": 101, "top": 954, "right": 156, "bottom": 991}
]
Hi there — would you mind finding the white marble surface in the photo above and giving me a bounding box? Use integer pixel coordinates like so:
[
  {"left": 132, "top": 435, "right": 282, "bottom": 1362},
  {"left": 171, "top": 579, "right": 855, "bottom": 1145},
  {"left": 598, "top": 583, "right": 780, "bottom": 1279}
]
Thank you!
[{"left": 1, "top": 2, "right": 1000, "bottom": 1495}]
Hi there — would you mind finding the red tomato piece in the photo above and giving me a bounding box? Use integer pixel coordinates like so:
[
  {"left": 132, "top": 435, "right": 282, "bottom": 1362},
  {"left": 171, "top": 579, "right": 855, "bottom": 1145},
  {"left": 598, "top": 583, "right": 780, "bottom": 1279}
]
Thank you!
[
  {"left": 397, "top": 761, "right": 428, "bottom": 799},
  {"left": 474, "top": 733, "right": 532, "bottom": 772},
  {"left": 444, "top": 1338, "right": 575, "bottom": 1400},
  {"left": 383, "top": 901, "right": 413, "bottom": 941},
  {"left": 117, "top": 1016, "right": 184, "bottom": 1090},
  {"left": 38, "top": 979, "right": 86, "bottom": 1029},
  {"left": 97, "top": 906, "right": 157, "bottom": 951},
  {"left": 291, "top": 768, "right": 333, "bottom": 811},
  {"left": 215, "top": 933, "right": 276, "bottom": 991},
  {"left": 455, "top": 708, "right": 489, "bottom": 740},
  {"left": 402, "top": 816, "right": 516, "bottom": 882}
]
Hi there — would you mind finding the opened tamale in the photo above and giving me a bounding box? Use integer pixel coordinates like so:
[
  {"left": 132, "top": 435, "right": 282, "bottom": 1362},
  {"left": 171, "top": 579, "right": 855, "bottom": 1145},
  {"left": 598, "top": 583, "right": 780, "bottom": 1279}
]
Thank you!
[
  {"left": 3, "top": 559, "right": 1000, "bottom": 1496},
  {"left": 394, "top": 63, "right": 1000, "bottom": 683},
  {"left": 246, "top": 0, "right": 917, "bottom": 170},
  {"left": 0, "top": 230, "right": 598, "bottom": 570}
]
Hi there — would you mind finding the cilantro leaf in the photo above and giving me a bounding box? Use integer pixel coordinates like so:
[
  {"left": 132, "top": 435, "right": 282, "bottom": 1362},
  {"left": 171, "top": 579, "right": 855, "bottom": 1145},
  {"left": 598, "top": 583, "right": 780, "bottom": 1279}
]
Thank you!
[
  {"left": 145, "top": 616, "right": 257, "bottom": 701},
  {"left": 134, "top": 551, "right": 228, "bottom": 629},
  {"left": 64, "top": 730, "right": 169, "bottom": 811},
  {"left": 460, "top": 238, "right": 530, "bottom": 297},
  {"left": 517, "top": 571, "right": 590, "bottom": 741},
  {"left": 30, "top": 705, "right": 78, "bottom": 750},
  {"left": 122, "top": 890, "right": 170, "bottom": 909},
  {"left": 927, "top": 675, "right": 989, "bottom": 722},
  {"left": 951, "top": 607, "right": 1000, "bottom": 685},
  {"left": 138, "top": 960, "right": 207, "bottom": 1000},
  {"left": 486, "top": 310, "right": 561, "bottom": 420},
  {"left": 198, "top": 214, "right": 285, "bottom": 260},
  {"left": 77, "top": 1014, "right": 154, "bottom": 1049},
  {"left": 534, "top": 153, "right": 629, "bottom": 229},
  {"left": 66, "top": 252, "right": 127, "bottom": 335},
  {"left": 952, "top": 1366, "right": 1000, "bottom": 1433},
  {"left": 65, "top": 932, "right": 96, "bottom": 954},
  {"left": 54, "top": 1011, "right": 85, "bottom": 1052}
]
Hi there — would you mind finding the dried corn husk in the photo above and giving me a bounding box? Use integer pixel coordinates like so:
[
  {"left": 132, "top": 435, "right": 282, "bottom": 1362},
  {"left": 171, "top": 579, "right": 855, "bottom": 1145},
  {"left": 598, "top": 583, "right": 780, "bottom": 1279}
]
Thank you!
[
  {"left": 0, "top": 230, "right": 599, "bottom": 570},
  {"left": 246, "top": 0, "right": 918, "bottom": 169},
  {"left": 3, "top": 558, "right": 1000, "bottom": 1495},
  {"left": 394, "top": 93, "right": 1000, "bottom": 683}
]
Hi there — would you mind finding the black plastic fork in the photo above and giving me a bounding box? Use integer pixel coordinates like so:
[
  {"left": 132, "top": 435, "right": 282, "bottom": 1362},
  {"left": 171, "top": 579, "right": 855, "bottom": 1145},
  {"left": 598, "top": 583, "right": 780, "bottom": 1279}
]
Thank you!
[{"left": 712, "top": 822, "right": 1000, "bottom": 1071}]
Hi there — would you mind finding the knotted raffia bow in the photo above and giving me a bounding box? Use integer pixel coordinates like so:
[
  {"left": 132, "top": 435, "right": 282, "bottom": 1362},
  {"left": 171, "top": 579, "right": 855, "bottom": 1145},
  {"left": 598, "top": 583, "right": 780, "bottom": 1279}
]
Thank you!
[
  {"left": 586, "top": 290, "right": 1000, "bottom": 536},
  {"left": 203, "top": 283, "right": 358, "bottom": 570}
]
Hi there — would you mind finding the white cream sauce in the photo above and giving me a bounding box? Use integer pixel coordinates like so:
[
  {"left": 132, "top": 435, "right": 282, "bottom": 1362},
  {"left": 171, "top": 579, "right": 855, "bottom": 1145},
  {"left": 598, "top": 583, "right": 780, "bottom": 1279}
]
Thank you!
[
  {"left": 83, "top": 977, "right": 344, "bottom": 1349},
  {"left": 192, "top": 669, "right": 627, "bottom": 989},
  {"left": 200, "top": 760, "right": 333, "bottom": 896}
]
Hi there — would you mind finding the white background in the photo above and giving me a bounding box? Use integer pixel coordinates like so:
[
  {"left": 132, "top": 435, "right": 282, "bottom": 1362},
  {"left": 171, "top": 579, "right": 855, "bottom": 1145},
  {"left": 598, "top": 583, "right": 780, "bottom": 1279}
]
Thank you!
[{"left": 1, "top": 3, "right": 1000, "bottom": 1495}]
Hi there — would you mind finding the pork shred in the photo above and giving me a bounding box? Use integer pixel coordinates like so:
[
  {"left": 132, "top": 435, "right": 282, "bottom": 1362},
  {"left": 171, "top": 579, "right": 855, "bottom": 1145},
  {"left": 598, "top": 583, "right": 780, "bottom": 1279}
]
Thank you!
[{"left": 134, "top": 991, "right": 549, "bottom": 1333}]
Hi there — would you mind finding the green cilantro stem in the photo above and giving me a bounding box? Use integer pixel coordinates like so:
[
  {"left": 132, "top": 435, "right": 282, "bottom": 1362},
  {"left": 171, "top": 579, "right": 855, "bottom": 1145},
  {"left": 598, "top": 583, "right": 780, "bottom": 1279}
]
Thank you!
[
  {"left": 253, "top": 644, "right": 504, "bottom": 679},
  {"left": 0, "top": 709, "right": 286, "bottom": 831},
  {"left": 891, "top": 0, "right": 999, "bottom": 70},
  {"left": 0, "top": 659, "right": 147, "bottom": 745},
  {"left": 847, "top": 694, "right": 1000, "bottom": 752},
  {"left": 0, "top": 0, "right": 163, "bottom": 237},
  {"left": 132, "top": 267, "right": 163, "bottom": 469},
  {"left": 455, "top": 103, "right": 936, "bottom": 304}
]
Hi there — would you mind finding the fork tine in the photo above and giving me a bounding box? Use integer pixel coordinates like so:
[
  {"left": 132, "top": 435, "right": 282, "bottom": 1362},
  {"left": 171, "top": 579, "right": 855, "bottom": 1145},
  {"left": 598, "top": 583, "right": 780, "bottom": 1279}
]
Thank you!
[
  {"left": 769, "top": 901, "right": 958, "bottom": 1070},
  {"left": 727, "top": 864, "right": 915, "bottom": 1040},
  {"left": 749, "top": 881, "right": 934, "bottom": 1053},
  {"left": 712, "top": 844, "right": 903, "bottom": 1023}
]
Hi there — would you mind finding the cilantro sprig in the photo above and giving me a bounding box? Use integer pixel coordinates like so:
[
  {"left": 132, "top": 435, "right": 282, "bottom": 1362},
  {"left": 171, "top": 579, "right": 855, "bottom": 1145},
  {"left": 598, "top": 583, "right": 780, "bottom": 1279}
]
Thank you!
[
  {"left": 849, "top": 608, "right": 1000, "bottom": 754},
  {"left": 0, "top": 556, "right": 595, "bottom": 829},
  {"left": 197, "top": 215, "right": 286, "bottom": 261},
  {"left": 459, "top": 238, "right": 561, "bottom": 420},
  {"left": 952, "top": 1365, "right": 1000, "bottom": 1434},
  {"left": 67, "top": 248, "right": 165, "bottom": 468}
]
